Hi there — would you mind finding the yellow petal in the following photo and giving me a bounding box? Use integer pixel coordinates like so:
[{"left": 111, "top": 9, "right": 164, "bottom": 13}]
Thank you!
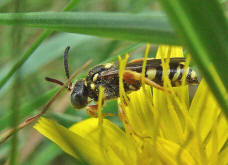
[
  {"left": 34, "top": 117, "right": 106, "bottom": 165},
  {"left": 122, "top": 85, "right": 155, "bottom": 137},
  {"left": 35, "top": 117, "right": 137, "bottom": 165},
  {"left": 70, "top": 118, "right": 137, "bottom": 165},
  {"left": 153, "top": 45, "right": 189, "bottom": 143},
  {"left": 156, "top": 138, "right": 196, "bottom": 165},
  {"left": 137, "top": 137, "right": 196, "bottom": 165},
  {"left": 218, "top": 146, "right": 228, "bottom": 165},
  {"left": 190, "top": 80, "right": 228, "bottom": 151}
]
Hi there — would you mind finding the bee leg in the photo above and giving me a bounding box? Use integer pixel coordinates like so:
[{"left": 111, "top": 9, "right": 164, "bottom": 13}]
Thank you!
[
  {"left": 86, "top": 105, "right": 115, "bottom": 117},
  {"left": 86, "top": 105, "right": 98, "bottom": 117},
  {"left": 123, "top": 70, "right": 171, "bottom": 93},
  {"left": 118, "top": 104, "right": 151, "bottom": 139}
]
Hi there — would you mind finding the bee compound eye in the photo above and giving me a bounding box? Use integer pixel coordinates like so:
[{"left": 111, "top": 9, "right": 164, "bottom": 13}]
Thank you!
[{"left": 71, "top": 80, "right": 88, "bottom": 109}]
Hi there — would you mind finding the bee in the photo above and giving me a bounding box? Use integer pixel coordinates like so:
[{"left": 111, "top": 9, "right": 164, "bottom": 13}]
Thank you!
[{"left": 46, "top": 47, "right": 199, "bottom": 116}]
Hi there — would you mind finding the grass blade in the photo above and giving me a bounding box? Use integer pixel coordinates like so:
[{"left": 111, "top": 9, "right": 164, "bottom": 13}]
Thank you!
[
  {"left": 0, "top": 12, "right": 178, "bottom": 45},
  {"left": 0, "top": 0, "right": 81, "bottom": 90},
  {"left": 0, "top": 88, "right": 58, "bottom": 131},
  {"left": 158, "top": 0, "right": 228, "bottom": 116},
  {"left": 31, "top": 144, "right": 62, "bottom": 165}
]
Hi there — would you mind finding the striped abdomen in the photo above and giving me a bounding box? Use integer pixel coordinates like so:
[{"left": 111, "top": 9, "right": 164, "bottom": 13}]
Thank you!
[{"left": 145, "top": 64, "right": 198, "bottom": 86}]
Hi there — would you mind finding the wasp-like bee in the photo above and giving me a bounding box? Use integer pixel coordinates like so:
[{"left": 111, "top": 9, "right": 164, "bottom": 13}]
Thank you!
[{"left": 46, "top": 47, "right": 198, "bottom": 116}]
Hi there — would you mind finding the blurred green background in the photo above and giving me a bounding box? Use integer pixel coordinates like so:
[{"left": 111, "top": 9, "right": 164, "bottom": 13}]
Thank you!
[
  {"left": 0, "top": 0, "right": 160, "bottom": 164},
  {"left": 0, "top": 0, "right": 227, "bottom": 164}
]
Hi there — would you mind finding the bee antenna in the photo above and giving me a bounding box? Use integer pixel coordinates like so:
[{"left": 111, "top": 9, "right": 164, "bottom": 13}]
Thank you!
[
  {"left": 45, "top": 77, "right": 70, "bottom": 91},
  {"left": 64, "top": 46, "right": 72, "bottom": 89}
]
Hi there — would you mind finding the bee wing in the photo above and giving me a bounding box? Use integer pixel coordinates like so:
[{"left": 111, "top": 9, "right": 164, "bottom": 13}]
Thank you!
[
  {"left": 125, "top": 57, "right": 186, "bottom": 71},
  {"left": 126, "top": 57, "right": 185, "bottom": 67},
  {"left": 100, "top": 58, "right": 186, "bottom": 77},
  {"left": 100, "top": 69, "right": 119, "bottom": 77}
]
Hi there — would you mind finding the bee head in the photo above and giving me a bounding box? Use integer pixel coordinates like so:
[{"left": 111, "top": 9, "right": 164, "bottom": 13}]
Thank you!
[
  {"left": 45, "top": 47, "right": 91, "bottom": 109},
  {"left": 71, "top": 79, "right": 89, "bottom": 109}
]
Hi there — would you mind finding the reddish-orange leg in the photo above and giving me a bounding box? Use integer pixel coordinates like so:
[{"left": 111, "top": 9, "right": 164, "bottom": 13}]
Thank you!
[
  {"left": 123, "top": 70, "right": 171, "bottom": 93},
  {"left": 86, "top": 104, "right": 115, "bottom": 117}
]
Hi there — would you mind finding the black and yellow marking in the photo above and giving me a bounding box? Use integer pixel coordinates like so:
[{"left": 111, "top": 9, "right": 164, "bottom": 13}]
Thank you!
[
  {"left": 71, "top": 56, "right": 198, "bottom": 109},
  {"left": 92, "top": 73, "right": 99, "bottom": 82},
  {"left": 90, "top": 83, "right": 96, "bottom": 90},
  {"left": 80, "top": 58, "right": 198, "bottom": 104},
  {"left": 46, "top": 47, "right": 199, "bottom": 111},
  {"left": 104, "top": 63, "right": 113, "bottom": 69},
  {"left": 129, "top": 61, "right": 198, "bottom": 86}
]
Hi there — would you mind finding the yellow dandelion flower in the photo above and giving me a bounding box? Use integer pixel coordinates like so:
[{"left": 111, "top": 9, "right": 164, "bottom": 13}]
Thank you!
[{"left": 34, "top": 45, "right": 228, "bottom": 165}]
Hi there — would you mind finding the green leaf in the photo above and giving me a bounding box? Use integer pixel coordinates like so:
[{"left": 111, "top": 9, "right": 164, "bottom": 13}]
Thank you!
[
  {"left": 0, "top": 33, "right": 97, "bottom": 97},
  {"left": 31, "top": 143, "right": 84, "bottom": 165},
  {"left": 0, "top": 12, "right": 178, "bottom": 45},
  {"left": 102, "top": 42, "right": 143, "bottom": 64},
  {"left": 31, "top": 143, "right": 62, "bottom": 165},
  {"left": 0, "top": 88, "right": 58, "bottom": 131},
  {"left": 158, "top": 0, "right": 228, "bottom": 117},
  {"left": 0, "top": 0, "right": 10, "bottom": 8},
  {"left": 0, "top": 0, "right": 80, "bottom": 90}
]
